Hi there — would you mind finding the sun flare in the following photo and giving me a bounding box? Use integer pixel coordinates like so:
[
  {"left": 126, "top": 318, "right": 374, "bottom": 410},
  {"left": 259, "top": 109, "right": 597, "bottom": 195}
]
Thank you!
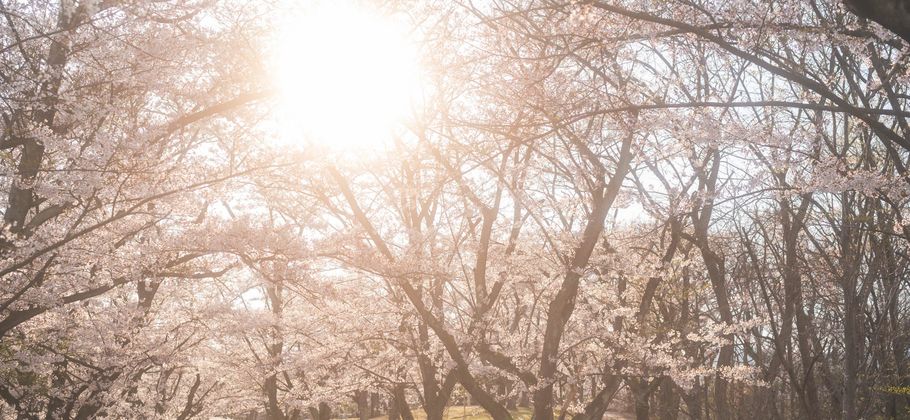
[{"left": 271, "top": 1, "right": 425, "bottom": 150}]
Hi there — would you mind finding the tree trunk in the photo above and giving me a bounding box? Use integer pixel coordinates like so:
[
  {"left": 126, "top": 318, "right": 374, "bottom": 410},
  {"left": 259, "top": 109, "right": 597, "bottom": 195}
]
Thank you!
[
  {"left": 392, "top": 385, "right": 414, "bottom": 420},
  {"left": 843, "top": 286, "right": 858, "bottom": 420},
  {"left": 356, "top": 391, "right": 370, "bottom": 420},
  {"left": 571, "top": 375, "right": 621, "bottom": 420},
  {"left": 533, "top": 130, "right": 634, "bottom": 420},
  {"left": 631, "top": 379, "right": 650, "bottom": 420},
  {"left": 371, "top": 393, "right": 380, "bottom": 417},
  {"left": 657, "top": 377, "right": 680, "bottom": 420},
  {"left": 265, "top": 373, "right": 283, "bottom": 420}
]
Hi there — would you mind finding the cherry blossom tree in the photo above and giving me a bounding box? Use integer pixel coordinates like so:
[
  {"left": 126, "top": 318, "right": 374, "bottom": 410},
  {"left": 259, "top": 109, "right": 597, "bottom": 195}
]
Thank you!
[{"left": 4, "top": 0, "right": 910, "bottom": 419}]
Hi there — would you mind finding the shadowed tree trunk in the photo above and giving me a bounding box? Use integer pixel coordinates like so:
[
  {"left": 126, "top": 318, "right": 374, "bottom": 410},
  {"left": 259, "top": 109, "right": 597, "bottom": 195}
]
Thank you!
[
  {"left": 308, "top": 403, "right": 331, "bottom": 420},
  {"left": 356, "top": 391, "right": 370, "bottom": 420},
  {"left": 630, "top": 379, "right": 651, "bottom": 420},
  {"left": 657, "top": 377, "right": 680, "bottom": 420},
  {"left": 389, "top": 385, "right": 414, "bottom": 420},
  {"left": 843, "top": 0, "right": 910, "bottom": 43},
  {"left": 533, "top": 127, "right": 635, "bottom": 420},
  {"left": 687, "top": 149, "right": 734, "bottom": 420}
]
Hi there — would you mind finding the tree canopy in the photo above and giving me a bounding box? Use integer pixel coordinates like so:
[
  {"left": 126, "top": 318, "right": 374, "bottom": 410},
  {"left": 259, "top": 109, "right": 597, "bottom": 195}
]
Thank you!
[{"left": 1, "top": 0, "right": 910, "bottom": 419}]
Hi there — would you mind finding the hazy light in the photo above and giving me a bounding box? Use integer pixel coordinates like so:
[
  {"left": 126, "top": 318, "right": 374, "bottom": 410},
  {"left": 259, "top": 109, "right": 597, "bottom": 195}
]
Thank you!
[{"left": 271, "top": 1, "right": 425, "bottom": 150}]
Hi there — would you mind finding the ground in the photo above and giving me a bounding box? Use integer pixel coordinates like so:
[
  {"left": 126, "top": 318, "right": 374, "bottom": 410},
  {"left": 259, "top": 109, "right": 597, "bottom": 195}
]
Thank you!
[{"left": 346, "top": 405, "right": 633, "bottom": 420}]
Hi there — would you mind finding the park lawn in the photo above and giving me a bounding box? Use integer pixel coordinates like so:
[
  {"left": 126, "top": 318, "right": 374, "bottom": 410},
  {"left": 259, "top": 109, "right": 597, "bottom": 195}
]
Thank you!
[
  {"left": 337, "top": 405, "right": 531, "bottom": 420},
  {"left": 346, "top": 405, "right": 631, "bottom": 420}
]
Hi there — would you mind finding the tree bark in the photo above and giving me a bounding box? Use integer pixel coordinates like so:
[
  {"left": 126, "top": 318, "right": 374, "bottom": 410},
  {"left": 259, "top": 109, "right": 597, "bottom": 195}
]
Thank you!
[
  {"left": 657, "top": 377, "right": 680, "bottom": 420},
  {"left": 533, "top": 129, "right": 634, "bottom": 420},
  {"left": 843, "top": 0, "right": 910, "bottom": 44},
  {"left": 356, "top": 391, "right": 370, "bottom": 420}
]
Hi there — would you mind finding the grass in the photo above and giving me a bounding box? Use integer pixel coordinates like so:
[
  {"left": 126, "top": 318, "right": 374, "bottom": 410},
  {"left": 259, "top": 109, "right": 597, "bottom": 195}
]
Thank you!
[
  {"left": 340, "top": 405, "right": 531, "bottom": 420},
  {"left": 344, "top": 405, "right": 631, "bottom": 420}
]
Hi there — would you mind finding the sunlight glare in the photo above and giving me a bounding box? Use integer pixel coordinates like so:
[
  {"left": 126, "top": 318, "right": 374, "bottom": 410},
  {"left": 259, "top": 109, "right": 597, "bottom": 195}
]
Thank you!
[{"left": 271, "top": 1, "right": 425, "bottom": 150}]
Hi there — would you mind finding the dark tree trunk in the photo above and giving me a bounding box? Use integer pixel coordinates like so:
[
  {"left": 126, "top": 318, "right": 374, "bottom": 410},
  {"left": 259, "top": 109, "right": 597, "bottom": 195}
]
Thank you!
[
  {"left": 631, "top": 379, "right": 650, "bottom": 420},
  {"left": 843, "top": 285, "right": 859, "bottom": 420},
  {"left": 265, "top": 373, "right": 283, "bottom": 420},
  {"left": 571, "top": 375, "right": 621, "bottom": 420},
  {"left": 308, "top": 403, "right": 331, "bottom": 420},
  {"left": 533, "top": 131, "right": 634, "bottom": 420},
  {"left": 843, "top": 0, "right": 910, "bottom": 44},
  {"left": 356, "top": 391, "right": 370, "bottom": 420},
  {"left": 391, "top": 385, "right": 413, "bottom": 420},
  {"left": 657, "top": 377, "right": 680, "bottom": 420},
  {"left": 780, "top": 196, "right": 821, "bottom": 419}
]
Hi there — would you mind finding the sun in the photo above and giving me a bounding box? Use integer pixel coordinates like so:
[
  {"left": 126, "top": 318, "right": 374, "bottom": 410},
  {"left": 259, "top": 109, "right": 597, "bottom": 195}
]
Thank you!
[{"left": 270, "top": 1, "right": 425, "bottom": 151}]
